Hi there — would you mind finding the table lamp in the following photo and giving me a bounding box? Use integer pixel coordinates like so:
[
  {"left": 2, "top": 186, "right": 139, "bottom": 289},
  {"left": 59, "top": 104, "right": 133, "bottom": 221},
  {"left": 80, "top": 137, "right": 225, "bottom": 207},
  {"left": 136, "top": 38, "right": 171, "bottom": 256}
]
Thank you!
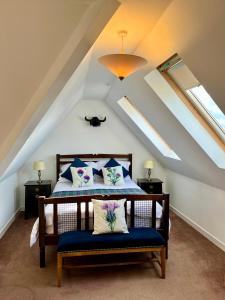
[
  {"left": 144, "top": 160, "right": 154, "bottom": 181},
  {"left": 33, "top": 160, "right": 45, "bottom": 183}
]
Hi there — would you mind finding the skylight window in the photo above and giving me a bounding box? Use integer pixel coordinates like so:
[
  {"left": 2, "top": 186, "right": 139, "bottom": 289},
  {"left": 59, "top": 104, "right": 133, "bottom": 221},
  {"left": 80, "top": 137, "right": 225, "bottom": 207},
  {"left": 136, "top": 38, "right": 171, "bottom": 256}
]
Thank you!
[
  {"left": 162, "top": 55, "right": 225, "bottom": 141},
  {"left": 145, "top": 55, "right": 225, "bottom": 169},
  {"left": 117, "top": 97, "right": 180, "bottom": 160},
  {"left": 186, "top": 86, "right": 225, "bottom": 133}
]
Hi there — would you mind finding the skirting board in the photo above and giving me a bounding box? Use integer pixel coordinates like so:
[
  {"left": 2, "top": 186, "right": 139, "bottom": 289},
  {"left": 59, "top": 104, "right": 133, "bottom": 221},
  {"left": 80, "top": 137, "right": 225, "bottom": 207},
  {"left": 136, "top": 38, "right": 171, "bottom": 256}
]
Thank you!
[
  {"left": 170, "top": 205, "right": 225, "bottom": 252},
  {"left": 0, "top": 207, "right": 21, "bottom": 239}
]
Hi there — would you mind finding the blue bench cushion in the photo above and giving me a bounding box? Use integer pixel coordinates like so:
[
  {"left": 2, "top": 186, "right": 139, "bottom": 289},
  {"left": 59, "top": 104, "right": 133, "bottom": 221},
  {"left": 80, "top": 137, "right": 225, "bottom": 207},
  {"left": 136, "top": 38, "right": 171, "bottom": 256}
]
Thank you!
[{"left": 57, "top": 228, "right": 165, "bottom": 253}]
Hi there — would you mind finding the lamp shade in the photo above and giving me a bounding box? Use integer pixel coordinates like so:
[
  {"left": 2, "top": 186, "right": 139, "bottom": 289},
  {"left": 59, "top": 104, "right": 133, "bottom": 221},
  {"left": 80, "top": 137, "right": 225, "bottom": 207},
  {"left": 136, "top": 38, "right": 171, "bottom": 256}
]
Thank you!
[
  {"left": 144, "top": 160, "right": 154, "bottom": 169},
  {"left": 33, "top": 160, "right": 45, "bottom": 171},
  {"left": 98, "top": 53, "right": 147, "bottom": 80}
]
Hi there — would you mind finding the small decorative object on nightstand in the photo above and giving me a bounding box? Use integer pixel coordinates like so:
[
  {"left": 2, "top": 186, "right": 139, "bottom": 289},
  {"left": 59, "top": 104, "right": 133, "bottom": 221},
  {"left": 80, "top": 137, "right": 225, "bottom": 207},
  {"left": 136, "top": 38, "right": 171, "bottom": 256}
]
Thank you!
[
  {"left": 24, "top": 180, "right": 51, "bottom": 219},
  {"left": 137, "top": 178, "right": 163, "bottom": 194},
  {"left": 33, "top": 160, "right": 45, "bottom": 183},
  {"left": 144, "top": 160, "right": 154, "bottom": 181}
]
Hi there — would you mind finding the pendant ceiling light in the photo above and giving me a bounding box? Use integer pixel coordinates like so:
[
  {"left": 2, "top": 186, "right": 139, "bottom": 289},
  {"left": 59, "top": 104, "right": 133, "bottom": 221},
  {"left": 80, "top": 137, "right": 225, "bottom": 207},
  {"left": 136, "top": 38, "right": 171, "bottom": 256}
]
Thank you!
[{"left": 98, "top": 30, "right": 147, "bottom": 80}]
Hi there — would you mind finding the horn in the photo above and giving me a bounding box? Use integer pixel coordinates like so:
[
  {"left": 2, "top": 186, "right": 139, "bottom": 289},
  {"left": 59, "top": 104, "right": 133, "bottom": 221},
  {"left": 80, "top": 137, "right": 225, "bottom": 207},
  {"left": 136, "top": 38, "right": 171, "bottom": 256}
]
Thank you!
[
  {"left": 85, "top": 116, "right": 91, "bottom": 121},
  {"left": 100, "top": 117, "right": 106, "bottom": 122}
]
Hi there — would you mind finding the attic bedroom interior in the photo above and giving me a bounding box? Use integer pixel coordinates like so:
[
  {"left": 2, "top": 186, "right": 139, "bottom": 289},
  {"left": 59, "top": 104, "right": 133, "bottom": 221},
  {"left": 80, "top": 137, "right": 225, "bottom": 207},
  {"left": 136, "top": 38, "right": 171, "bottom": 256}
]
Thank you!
[{"left": 0, "top": 0, "right": 225, "bottom": 299}]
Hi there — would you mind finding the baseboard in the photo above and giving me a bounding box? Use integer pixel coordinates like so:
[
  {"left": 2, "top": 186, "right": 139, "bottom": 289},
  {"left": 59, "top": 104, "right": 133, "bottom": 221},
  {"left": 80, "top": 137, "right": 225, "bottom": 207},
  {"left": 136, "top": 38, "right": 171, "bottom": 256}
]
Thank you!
[
  {"left": 170, "top": 205, "right": 225, "bottom": 252},
  {"left": 0, "top": 207, "right": 22, "bottom": 239}
]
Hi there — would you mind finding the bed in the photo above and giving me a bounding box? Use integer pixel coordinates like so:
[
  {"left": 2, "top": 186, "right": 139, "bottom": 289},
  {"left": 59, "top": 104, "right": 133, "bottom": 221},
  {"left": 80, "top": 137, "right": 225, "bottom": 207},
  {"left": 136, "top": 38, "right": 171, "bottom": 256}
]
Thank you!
[{"left": 34, "top": 154, "right": 169, "bottom": 267}]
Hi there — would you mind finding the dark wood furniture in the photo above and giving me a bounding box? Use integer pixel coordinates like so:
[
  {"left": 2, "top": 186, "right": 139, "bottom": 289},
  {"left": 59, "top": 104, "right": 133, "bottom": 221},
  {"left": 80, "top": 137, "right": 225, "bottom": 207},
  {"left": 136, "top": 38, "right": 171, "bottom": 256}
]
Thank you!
[
  {"left": 24, "top": 180, "right": 51, "bottom": 219},
  {"left": 38, "top": 154, "right": 169, "bottom": 269},
  {"left": 137, "top": 178, "right": 163, "bottom": 194}
]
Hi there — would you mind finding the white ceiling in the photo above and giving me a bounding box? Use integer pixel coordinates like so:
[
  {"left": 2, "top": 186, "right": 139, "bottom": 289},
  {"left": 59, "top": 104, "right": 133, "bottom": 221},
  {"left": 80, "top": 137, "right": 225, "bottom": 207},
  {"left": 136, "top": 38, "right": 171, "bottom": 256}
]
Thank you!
[{"left": 83, "top": 0, "right": 172, "bottom": 100}]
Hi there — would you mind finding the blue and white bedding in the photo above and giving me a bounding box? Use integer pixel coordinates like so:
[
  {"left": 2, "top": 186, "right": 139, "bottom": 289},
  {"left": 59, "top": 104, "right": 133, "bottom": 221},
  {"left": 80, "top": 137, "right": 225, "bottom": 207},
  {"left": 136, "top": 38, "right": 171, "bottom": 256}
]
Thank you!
[{"left": 30, "top": 178, "right": 163, "bottom": 247}]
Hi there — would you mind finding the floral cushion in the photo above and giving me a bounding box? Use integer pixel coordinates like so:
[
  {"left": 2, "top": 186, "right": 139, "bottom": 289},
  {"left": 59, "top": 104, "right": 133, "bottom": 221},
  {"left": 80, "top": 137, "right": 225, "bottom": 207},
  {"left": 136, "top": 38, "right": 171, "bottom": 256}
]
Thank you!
[
  {"left": 70, "top": 166, "right": 94, "bottom": 188},
  {"left": 92, "top": 199, "right": 128, "bottom": 234},
  {"left": 102, "top": 166, "right": 124, "bottom": 186}
]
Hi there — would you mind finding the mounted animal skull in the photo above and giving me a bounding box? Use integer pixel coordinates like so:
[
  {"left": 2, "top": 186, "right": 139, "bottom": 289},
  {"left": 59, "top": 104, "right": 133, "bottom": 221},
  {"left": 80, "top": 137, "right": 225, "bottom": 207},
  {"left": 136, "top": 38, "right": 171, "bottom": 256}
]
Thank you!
[{"left": 85, "top": 116, "right": 106, "bottom": 127}]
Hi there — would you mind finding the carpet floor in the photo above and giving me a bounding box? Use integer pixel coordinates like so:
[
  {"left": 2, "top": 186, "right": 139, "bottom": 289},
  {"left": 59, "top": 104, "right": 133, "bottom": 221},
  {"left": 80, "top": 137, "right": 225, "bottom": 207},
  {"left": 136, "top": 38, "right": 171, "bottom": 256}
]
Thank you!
[{"left": 0, "top": 212, "right": 225, "bottom": 300}]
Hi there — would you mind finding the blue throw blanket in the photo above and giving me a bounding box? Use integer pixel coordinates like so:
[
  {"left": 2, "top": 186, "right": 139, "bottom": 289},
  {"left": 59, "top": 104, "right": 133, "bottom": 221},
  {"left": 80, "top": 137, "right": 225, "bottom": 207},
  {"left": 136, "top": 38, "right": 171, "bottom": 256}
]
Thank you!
[{"left": 51, "top": 188, "right": 146, "bottom": 198}]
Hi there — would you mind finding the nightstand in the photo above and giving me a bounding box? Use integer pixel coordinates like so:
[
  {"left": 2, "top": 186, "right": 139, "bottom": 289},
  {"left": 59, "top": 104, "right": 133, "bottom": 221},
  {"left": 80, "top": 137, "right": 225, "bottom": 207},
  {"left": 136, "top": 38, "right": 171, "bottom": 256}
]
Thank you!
[
  {"left": 24, "top": 180, "right": 51, "bottom": 219},
  {"left": 137, "top": 178, "right": 163, "bottom": 194}
]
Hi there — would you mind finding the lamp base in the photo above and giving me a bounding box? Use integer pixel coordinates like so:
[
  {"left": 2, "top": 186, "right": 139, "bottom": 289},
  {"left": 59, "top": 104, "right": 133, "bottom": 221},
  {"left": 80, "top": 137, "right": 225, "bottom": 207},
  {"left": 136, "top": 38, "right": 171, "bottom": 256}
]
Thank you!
[
  {"left": 37, "top": 170, "right": 42, "bottom": 184},
  {"left": 147, "top": 169, "right": 152, "bottom": 181}
]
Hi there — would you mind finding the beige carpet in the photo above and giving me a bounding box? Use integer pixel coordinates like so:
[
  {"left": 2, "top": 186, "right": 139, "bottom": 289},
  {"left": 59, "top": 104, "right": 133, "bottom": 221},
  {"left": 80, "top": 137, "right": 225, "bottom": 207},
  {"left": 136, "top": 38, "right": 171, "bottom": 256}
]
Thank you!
[{"left": 0, "top": 212, "right": 225, "bottom": 300}]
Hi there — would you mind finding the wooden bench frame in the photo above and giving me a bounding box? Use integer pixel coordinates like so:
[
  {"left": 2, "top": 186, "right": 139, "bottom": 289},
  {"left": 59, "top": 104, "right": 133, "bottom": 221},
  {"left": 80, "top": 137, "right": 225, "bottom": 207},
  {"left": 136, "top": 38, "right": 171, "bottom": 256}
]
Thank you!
[
  {"left": 57, "top": 244, "right": 166, "bottom": 287},
  {"left": 38, "top": 193, "right": 168, "bottom": 286}
]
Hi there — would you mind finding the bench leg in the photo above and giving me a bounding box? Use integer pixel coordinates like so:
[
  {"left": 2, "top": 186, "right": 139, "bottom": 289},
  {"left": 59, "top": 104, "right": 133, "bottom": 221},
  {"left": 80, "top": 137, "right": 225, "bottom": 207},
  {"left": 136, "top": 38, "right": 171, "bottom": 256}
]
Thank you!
[
  {"left": 166, "top": 244, "right": 168, "bottom": 259},
  {"left": 57, "top": 253, "right": 62, "bottom": 287},
  {"left": 160, "top": 247, "right": 166, "bottom": 279},
  {"left": 40, "top": 246, "right": 45, "bottom": 268}
]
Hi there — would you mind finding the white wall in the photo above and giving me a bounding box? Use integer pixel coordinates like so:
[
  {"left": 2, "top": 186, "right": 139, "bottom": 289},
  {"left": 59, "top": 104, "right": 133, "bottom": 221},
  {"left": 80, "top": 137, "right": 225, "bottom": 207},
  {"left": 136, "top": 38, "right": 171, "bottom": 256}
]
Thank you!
[
  {"left": 18, "top": 100, "right": 166, "bottom": 207},
  {"left": 0, "top": 173, "right": 19, "bottom": 238},
  {"left": 167, "top": 169, "right": 225, "bottom": 251}
]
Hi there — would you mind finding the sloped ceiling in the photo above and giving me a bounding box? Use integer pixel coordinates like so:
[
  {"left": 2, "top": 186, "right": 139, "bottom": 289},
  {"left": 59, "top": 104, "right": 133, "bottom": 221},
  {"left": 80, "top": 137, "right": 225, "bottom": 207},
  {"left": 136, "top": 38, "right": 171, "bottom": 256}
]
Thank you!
[
  {"left": 0, "top": 0, "right": 172, "bottom": 180},
  {"left": 1, "top": 0, "right": 224, "bottom": 191},
  {"left": 104, "top": 0, "right": 225, "bottom": 190},
  {"left": 0, "top": 0, "right": 120, "bottom": 180},
  {"left": 83, "top": 0, "right": 173, "bottom": 100}
]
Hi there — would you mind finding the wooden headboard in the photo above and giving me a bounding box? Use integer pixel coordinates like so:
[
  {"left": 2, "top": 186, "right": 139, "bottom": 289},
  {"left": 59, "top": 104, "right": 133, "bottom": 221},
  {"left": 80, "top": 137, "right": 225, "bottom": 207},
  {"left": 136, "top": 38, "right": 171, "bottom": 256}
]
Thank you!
[{"left": 56, "top": 154, "right": 132, "bottom": 181}]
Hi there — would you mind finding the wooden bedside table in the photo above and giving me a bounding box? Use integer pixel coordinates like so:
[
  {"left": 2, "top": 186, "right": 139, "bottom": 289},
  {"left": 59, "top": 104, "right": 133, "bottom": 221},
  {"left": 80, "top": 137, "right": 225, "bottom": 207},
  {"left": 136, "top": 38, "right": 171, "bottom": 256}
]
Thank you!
[
  {"left": 24, "top": 180, "right": 51, "bottom": 219},
  {"left": 137, "top": 178, "right": 163, "bottom": 194}
]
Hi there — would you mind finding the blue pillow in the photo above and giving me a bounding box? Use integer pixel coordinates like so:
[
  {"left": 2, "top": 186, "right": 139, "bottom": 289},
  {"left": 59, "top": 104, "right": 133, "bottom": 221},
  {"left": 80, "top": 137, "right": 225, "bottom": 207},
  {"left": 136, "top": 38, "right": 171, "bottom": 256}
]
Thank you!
[
  {"left": 61, "top": 158, "right": 98, "bottom": 182},
  {"left": 99, "top": 158, "right": 130, "bottom": 178}
]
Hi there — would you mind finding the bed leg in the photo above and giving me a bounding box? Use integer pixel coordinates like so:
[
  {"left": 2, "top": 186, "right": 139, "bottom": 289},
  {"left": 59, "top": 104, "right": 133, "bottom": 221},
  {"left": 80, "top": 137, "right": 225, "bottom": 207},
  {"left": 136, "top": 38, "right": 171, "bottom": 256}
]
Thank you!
[
  {"left": 57, "top": 253, "right": 62, "bottom": 287},
  {"left": 160, "top": 247, "right": 166, "bottom": 279},
  {"left": 40, "top": 246, "right": 46, "bottom": 268}
]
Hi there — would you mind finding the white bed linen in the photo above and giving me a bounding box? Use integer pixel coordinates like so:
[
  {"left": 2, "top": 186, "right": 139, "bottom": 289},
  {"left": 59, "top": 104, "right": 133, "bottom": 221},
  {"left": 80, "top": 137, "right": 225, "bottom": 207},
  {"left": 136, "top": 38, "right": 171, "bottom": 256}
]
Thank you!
[
  {"left": 30, "top": 178, "right": 164, "bottom": 247},
  {"left": 54, "top": 177, "right": 140, "bottom": 192}
]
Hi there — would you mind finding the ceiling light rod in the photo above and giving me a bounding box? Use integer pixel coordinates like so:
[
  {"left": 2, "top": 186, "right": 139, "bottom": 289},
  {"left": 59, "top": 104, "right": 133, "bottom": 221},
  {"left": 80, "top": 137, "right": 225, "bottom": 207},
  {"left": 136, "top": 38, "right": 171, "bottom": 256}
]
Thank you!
[
  {"left": 98, "top": 30, "right": 147, "bottom": 81},
  {"left": 118, "top": 30, "right": 127, "bottom": 54}
]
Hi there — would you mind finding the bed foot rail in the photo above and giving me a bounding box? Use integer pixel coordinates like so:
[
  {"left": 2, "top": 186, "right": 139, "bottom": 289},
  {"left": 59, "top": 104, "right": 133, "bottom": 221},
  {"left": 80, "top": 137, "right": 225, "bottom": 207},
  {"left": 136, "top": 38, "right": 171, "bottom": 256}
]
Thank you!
[{"left": 40, "top": 246, "right": 46, "bottom": 268}]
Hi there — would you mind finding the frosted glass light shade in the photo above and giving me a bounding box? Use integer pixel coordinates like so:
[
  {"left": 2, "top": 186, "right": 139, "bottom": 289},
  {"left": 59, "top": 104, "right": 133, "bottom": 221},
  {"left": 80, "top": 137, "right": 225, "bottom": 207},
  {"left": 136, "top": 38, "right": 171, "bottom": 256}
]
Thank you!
[
  {"left": 98, "top": 53, "right": 147, "bottom": 80},
  {"left": 33, "top": 160, "right": 45, "bottom": 171},
  {"left": 144, "top": 160, "right": 154, "bottom": 169}
]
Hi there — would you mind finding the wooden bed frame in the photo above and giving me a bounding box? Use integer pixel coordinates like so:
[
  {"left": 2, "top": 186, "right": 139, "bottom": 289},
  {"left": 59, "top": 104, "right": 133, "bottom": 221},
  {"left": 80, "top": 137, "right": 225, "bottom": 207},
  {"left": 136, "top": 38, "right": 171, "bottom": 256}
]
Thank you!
[{"left": 38, "top": 154, "right": 169, "bottom": 268}]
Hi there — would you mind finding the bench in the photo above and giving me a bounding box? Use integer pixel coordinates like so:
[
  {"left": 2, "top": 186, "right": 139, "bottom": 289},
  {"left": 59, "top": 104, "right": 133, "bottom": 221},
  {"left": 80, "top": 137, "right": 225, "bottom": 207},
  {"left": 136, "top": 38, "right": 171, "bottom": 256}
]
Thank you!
[{"left": 57, "top": 227, "right": 166, "bottom": 287}]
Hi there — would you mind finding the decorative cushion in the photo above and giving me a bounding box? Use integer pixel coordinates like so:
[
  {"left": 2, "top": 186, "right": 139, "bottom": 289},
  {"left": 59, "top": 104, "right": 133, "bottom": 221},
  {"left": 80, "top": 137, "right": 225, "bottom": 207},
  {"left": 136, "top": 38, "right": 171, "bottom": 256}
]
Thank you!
[
  {"left": 92, "top": 199, "right": 128, "bottom": 234},
  {"left": 98, "top": 158, "right": 130, "bottom": 177},
  {"left": 71, "top": 166, "right": 94, "bottom": 188},
  {"left": 61, "top": 158, "right": 98, "bottom": 182},
  {"left": 102, "top": 166, "right": 124, "bottom": 186},
  {"left": 57, "top": 227, "right": 166, "bottom": 252}
]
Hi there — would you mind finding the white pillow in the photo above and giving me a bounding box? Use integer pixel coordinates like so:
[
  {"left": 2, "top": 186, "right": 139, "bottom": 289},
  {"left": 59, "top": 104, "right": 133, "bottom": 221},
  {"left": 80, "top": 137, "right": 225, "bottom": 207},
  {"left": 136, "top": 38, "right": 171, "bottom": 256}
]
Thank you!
[
  {"left": 92, "top": 199, "right": 128, "bottom": 234},
  {"left": 102, "top": 166, "right": 124, "bottom": 186},
  {"left": 84, "top": 161, "right": 98, "bottom": 169},
  {"left": 70, "top": 166, "right": 94, "bottom": 188}
]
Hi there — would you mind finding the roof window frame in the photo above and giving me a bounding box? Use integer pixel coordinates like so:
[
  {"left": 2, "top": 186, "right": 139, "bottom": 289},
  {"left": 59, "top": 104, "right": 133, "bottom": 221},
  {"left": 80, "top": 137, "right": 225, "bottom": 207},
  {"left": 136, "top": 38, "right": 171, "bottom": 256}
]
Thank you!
[{"left": 158, "top": 54, "right": 225, "bottom": 144}]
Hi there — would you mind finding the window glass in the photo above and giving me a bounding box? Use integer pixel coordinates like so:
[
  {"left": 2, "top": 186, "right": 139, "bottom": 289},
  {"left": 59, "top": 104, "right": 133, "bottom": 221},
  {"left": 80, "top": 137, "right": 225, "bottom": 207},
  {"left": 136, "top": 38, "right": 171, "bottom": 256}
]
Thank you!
[{"left": 117, "top": 97, "right": 180, "bottom": 160}]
